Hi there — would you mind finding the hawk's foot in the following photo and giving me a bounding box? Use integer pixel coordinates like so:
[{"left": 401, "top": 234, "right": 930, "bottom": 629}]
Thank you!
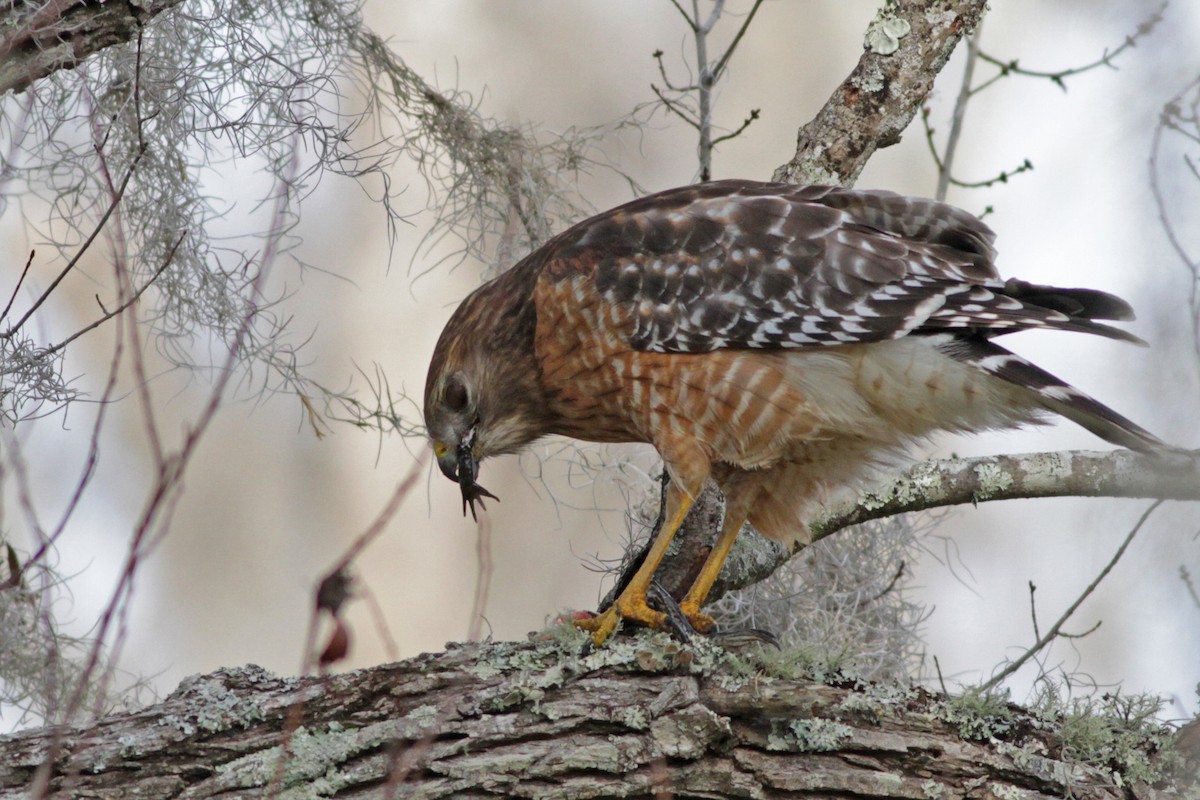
[
  {"left": 677, "top": 600, "right": 716, "bottom": 635},
  {"left": 575, "top": 589, "right": 667, "bottom": 648}
]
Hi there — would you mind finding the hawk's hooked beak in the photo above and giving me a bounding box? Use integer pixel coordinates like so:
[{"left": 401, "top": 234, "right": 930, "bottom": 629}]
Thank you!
[
  {"left": 434, "top": 440, "right": 460, "bottom": 483},
  {"left": 433, "top": 425, "right": 499, "bottom": 521}
]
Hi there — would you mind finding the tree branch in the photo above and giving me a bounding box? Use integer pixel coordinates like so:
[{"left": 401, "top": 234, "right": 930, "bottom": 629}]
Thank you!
[
  {"left": 773, "top": 0, "right": 989, "bottom": 187},
  {"left": 806, "top": 450, "right": 1198, "bottom": 542},
  {"left": 0, "top": 639, "right": 1185, "bottom": 798},
  {"left": 0, "top": 0, "right": 183, "bottom": 97},
  {"left": 628, "top": 449, "right": 1200, "bottom": 607},
  {"left": 649, "top": 0, "right": 1200, "bottom": 616}
]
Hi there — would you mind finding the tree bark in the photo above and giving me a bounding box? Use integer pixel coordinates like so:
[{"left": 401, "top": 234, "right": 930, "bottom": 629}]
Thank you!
[
  {"left": 772, "top": 0, "right": 989, "bottom": 187},
  {"left": 646, "top": 0, "right": 1199, "bottom": 610},
  {"left": 680, "top": 449, "right": 1200, "bottom": 605},
  {"left": 0, "top": 0, "right": 183, "bottom": 97},
  {"left": 0, "top": 638, "right": 1187, "bottom": 799}
]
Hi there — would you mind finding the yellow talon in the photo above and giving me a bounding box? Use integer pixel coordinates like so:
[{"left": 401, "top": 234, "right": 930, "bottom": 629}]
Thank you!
[
  {"left": 574, "top": 590, "right": 668, "bottom": 647},
  {"left": 677, "top": 600, "right": 716, "bottom": 634}
]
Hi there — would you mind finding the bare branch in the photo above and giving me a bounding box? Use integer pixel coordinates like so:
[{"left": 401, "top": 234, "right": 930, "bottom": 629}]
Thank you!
[
  {"left": 42, "top": 233, "right": 182, "bottom": 356},
  {"left": 651, "top": 1, "right": 765, "bottom": 182},
  {"left": 0, "top": 0, "right": 183, "bottom": 96},
  {"left": 710, "top": 107, "right": 760, "bottom": 146},
  {"left": 924, "top": 6, "right": 1159, "bottom": 199},
  {"left": 935, "top": 25, "right": 983, "bottom": 200},
  {"left": 773, "top": 0, "right": 989, "bottom": 187},
  {"left": 972, "top": 3, "right": 1164, "bottom": 94},
  {"left": 0, "top": 148, "right": 144, "bottom": 341},
  {"left": 704, "top": 450, "right": 1200, "bottom": 604},
  {"left": 0, "top": 250, "right": 34, "bottom": 323},
  {"left": 709, "top": 0, "right": 765, "bottom": 84},
  {"left": 979, "top": 500, "right": 1164, "bottom": 692},
  {"left": 1150, "top": 76, "right": 1200, "bottom": 371},
  {"left": 0, "top": 644, "right": 1182, "bottom": 798},
  {"left": 650, "top": 83, "right": 701, "bottom": 130},
  {"left": 810, "top": 450, "right": 1196, "bottom": 541}
]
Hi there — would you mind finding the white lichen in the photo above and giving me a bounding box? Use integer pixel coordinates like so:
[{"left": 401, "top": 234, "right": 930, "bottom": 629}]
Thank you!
[{"left": 865, "top": 16, "right": 911, "bottom": 55}]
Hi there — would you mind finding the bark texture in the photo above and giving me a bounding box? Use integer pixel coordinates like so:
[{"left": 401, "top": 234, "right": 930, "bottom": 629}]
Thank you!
[
  {"left": 772, "top": 0, "right": 989, "bottom": 186},
  {"left": 617, "top": 449, "right": 1200, "bottom": 610},
  {"left": 0, "top": 0, "right": 183, "bottom": 96},
  {"left": 0, "top": 637, "right": 1188, "bottom": 799}
]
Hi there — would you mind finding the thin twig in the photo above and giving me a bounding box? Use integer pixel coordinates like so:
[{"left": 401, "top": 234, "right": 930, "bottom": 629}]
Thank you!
[
  {"left": 1149, "top": 76, "right": 1200, "bottom": 372},
  {"left": 0, "top": 150, "right": 144, "bottom": 340},
  {"left": 711, "top": 108, "right": 760, "bottom": 146},
  {"left": 936, "top": 23, "right": 982, "bottom": 200},
  {"left": 468, "top": 515, "right": 494, "bottom": 641},
  {"left": 979, "top": 500, "right": 1164, "bottom": 693},
  {"left": 969, "top": 3, "right": 1163, "bottom": 94},
  {"left": 693, "top": 0, "right": 713, "bottom": 181},
  {"left": 324, "top": 452, "right": 431, "bottom": 579},
  {"left": 709, "top": 0, "right": 764, "bottom": 84},
  {"left": 1, "top": 250, "right": 35, "bottom": 323},
  {"left": 666, "top": 0, "right": 696, "bottom": 31},
  {"left": 44, "top": 234, "right": 184, "bottom": 355},
  {"left": 1027, "top": 581, "right": 1040, "bottom": 641},
  {"left": 20, "top": 301, "right": 130, "bottom": 574},
  {"left": 650, "top": 84, "right": 700, "bottom": 130}
]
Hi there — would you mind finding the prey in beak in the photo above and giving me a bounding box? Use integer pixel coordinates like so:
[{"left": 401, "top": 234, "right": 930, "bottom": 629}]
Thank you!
[{"left": 435, "top": 425, "right": 499, "bottom": 521}]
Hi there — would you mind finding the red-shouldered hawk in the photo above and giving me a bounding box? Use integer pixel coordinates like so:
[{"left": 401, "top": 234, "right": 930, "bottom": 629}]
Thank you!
[{"left": 424, "top": 179, "right": 1169, "bottom": 647}]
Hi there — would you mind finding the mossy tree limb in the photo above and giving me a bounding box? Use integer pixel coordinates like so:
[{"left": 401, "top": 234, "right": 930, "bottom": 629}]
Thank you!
[
  {"left": 618, "top": 449, "right": 1199, "bottom": 611},
  {"left": 694, "top": 449, "right": 1200, "bottom": 603},
  {"left": 0, "top": 0, "right": 184, "bottom": 96},
  {"left": 772, "top": 0, "right": 990, "bottom": 187},
  {"left": 0, "top": 638, "right": 1188, "bottom": 798}
]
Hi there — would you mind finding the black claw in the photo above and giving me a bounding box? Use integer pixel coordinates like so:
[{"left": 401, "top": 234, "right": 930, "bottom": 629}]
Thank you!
[
  {"left": 646, "top": 579, "right": 780, "bottom": 649},
  {"left": 456, "top": 432, "right": 498, "bottom": 520},
  {"left": 460, "top": 480, "right": 499, "bottom": 521},
  {"left": 647, "top": 580, "right": 696, "bottom": 643},
  {"left": 709, "top": 627, "right": 782, "bottom": 650}
]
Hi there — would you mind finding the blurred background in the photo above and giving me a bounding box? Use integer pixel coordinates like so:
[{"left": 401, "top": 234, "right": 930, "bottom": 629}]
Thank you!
[{"left": 2, "top": 0, "right": 1198, "bottom": 727}]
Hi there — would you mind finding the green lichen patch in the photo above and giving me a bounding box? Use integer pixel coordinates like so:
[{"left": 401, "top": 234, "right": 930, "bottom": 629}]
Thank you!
[
  {"left": 213, "top": 721, "right": 387, "bottom": 795},
  {"left": 934, "top": 686, "right": 1016, "bottom": 741},
  {"left": 863, "top": 0, "right": 911, "bottom": 55},
  {"left": 766, "top": 717, "right": 854, "bottom": 752},
  {"left": 971, "top": 461, "right": 1015, "bottom": 500},
  {"left": 1031, "top": 688, "right": 1185, "bottom": 789},
  {"left": 724, "top": 639, "right": 862, "bottom": 686},
  {"left": 160, "top": 666, "right": 271, "bottom": 736},
  {"left": 836, "top": 679, "right": 920, "bottom": 722},
  {"left": 928, "top": 682, "right": 1193, "bottom": 793},
  {"left": 649, "top": 704, "right": 735, "bottom": 759}
]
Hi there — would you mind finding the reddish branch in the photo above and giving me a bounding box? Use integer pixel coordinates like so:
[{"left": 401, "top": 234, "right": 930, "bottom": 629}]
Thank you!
[{"left": 0, "top": 0, "right": 182, "bottom": 96}]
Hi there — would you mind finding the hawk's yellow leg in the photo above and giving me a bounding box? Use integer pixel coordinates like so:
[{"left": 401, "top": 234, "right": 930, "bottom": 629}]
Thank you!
[
  {"left": 678, "top": 504, "right": 753, "bottom": 631},
  {"left": 575, "top": 488, "right": 696, "bottom": 647}
]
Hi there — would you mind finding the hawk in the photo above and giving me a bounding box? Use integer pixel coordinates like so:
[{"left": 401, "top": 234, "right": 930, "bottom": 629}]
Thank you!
[{"left": 424, "top": 179, "right": 1168, "bottom": 646}]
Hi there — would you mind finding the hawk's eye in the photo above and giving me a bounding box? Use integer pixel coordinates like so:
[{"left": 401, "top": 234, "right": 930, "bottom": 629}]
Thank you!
[{"left": 444, "top": 377, "right": 469, "bottom": 413}]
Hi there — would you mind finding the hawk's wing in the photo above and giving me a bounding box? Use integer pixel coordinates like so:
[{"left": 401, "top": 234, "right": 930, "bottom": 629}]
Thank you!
[{"left": 543, "top": 179, "right": 1140, "bottom": 354}]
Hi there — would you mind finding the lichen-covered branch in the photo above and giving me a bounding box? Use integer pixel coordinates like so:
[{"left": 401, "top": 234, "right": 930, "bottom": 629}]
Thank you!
[
  {"left": 703, "top": 449, "right": 1200, "bottom": 602},
  {"left": 808, "top": 449, "right": 1200, "bottom": 541},
  {"left": 0, "top": 637, "right": 1187, "bottom": 798},
  {"left": 0, "top": 0, "right": 183, "bottom": 96},
  {"left": 647, "top": 0, "right": 1198, "bottom": 615},
  {"left": 644, "top": 0, "right": 995, "bottom": 607},
  {"left": 772, "top": 0, "right": 989, "bottom": 186}
]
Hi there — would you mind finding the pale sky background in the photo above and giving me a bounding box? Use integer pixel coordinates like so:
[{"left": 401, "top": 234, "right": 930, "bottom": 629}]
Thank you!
[{"left": 3, "top": 0, "right": 1199, "bottom": 727}]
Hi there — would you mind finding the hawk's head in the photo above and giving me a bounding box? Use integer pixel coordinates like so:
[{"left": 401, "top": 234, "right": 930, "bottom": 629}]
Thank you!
[{"left": 424, "top": 264, "right": 553, "bottom": 519}]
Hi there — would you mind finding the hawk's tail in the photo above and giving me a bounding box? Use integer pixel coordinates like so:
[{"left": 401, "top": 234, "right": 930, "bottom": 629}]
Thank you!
[
  {"left": 944, "top": 337, "right": 1172, "bottom": 455},
  {"left": 997, "top": 279, "right": 1147, "bottom": 345}
]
